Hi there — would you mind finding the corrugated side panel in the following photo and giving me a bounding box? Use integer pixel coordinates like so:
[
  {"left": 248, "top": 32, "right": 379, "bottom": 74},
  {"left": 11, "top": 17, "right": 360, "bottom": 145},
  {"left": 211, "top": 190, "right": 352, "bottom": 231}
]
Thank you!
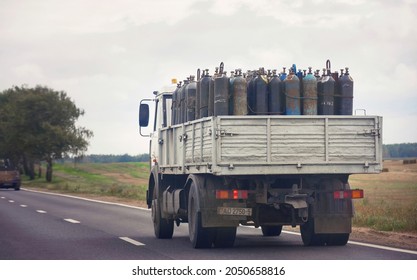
[
  {"left": 328, "top": 118, "right": 376, "bottom": 162},
  {"left": 270, "top": 118, "right": 325, "bottom": 163},
  {"left": 217, "top": 116, "right": 378, "bottom": 165},
  {"left": 218, "top": 118, "right": 268, "bottom": 163},
  {"left": 184, "top": 119, "right": 213, "bottom": 164}
]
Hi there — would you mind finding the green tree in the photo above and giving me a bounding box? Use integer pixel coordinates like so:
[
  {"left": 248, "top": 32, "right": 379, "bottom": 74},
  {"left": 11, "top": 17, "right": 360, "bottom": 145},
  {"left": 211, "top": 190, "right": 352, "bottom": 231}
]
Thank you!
[{"left": 0, "top": 85, "right": 93, "bottom": 181}]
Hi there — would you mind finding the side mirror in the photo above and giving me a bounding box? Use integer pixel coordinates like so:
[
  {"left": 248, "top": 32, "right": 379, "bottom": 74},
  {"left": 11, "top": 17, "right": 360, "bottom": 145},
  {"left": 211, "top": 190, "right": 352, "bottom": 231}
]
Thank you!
[{"left": 139, "top": 103, "right": 149, "bottom": 127}]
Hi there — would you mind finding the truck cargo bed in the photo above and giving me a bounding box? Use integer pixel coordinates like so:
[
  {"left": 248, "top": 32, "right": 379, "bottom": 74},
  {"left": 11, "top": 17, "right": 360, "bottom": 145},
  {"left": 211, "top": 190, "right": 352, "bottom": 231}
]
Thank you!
[{"left": 157, "top": 115, "right": 382, "bottom": 175}]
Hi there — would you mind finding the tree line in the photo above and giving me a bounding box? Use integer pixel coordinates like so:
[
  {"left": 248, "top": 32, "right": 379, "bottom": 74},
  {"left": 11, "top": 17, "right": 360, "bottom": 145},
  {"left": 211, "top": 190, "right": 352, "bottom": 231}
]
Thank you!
[
  {"left": 59, "top": 153, "right": 149, "bottom": 164},
  {"left": 0, "top": 85, "right": 93, "bottom": 181},
  {"left": 383, "top": 143, "right": 417, "bottom": 158}
]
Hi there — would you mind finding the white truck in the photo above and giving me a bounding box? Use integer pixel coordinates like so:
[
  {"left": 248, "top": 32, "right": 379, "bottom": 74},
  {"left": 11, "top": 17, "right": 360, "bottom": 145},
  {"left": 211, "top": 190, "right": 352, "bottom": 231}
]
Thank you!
[{"left": 139, "top": 80, "right": 382, "bottom": 249}]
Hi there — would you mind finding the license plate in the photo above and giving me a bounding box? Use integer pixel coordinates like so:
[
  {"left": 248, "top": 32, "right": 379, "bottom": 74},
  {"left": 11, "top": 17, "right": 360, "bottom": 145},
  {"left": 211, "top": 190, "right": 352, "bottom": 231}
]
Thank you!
[{"left": 217, "top": 207, "right": 252, "bottom": 216}]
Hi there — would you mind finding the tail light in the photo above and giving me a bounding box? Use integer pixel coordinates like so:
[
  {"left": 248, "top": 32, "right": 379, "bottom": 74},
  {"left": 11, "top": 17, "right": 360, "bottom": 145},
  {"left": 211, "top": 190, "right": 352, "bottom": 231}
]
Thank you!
[
  {"left": 334, "top": 189, "right": 364, "bottom": 199},
  {"left": 216, "top": 190, "right": 248, "bottom": 200}
]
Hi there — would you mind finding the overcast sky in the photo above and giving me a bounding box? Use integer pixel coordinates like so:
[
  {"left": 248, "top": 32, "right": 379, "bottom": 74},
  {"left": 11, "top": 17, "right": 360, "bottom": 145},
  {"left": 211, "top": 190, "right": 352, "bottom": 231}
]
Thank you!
[{"left": 1, "top": 0, "right": 416, "bottom": 155}]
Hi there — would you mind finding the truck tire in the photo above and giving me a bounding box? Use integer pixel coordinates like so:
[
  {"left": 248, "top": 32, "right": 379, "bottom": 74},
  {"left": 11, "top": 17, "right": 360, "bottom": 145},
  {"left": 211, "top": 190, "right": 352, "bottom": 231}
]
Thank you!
[
  {"left": 300, "top": 218, "right": 325, "bottom": 246},
  {"left": 151, "top": 187, "right": 174, "bottom": 239},
  {"left": 213, "top": 227, "right": 236, "bottom": 248},
  {"left": 188, "top": 181, "right": 214, "bottom": 248},
  {"left": 325, "top": 233, "right": 349, "bottom": 246},
  {"left": 261, "top": 225, "right": 282, "bottom": 237}
]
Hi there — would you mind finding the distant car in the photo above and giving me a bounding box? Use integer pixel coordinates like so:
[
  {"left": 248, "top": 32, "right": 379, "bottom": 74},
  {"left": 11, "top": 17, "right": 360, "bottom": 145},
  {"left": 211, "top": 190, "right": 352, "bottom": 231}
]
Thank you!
[{"left": 0, "top": 159, "right": 21, "bottom": 191}]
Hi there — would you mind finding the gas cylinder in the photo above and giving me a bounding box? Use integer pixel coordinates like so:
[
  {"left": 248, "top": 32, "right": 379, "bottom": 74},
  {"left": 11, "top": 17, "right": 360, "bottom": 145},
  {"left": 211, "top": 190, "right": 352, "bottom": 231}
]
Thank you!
[
  {"left": 246, "top": 70, "right": 256, "bottom": 115},
  {"left": 229, "top": 70, "right": 236, "bottom": 115},
  {"left": 195, "top": 69, "right": 201, "bottom": 120},
  {"left": 318, "top": 60, "right": 335, "bottom": 115},
  {"left": 331, "top": 70, "right": 339, "bottom": 114},
  {"left": 254, "top": 67, "right": 268, "bottom": 115},
  {"left": 280, "top": 67, "right": 287, "bottom": 81},
  {"left": 179, "top": 79, "right": 188, "bottom": 123},
  {"left": 338, "top": 67, "right": 354, "bottom": 115},
  {"left": 199, "top": 69, "right": 211, "bottom": 118},
  {"left": 214, "top": 71, "right": 229, "bottom": 116},
  {"left": 175, "top": 81, "right": 182, "bottom": 124},
  {"left": 268, "top": 69, "right": 283, "bottom": 115},
  {"left": 302, "top": 67, "right": 318, "bottom": 115},
  {"left": 208, "top": 66, "right": 219, "bottom": 116},
  {"left": 284, "top": 69, "right": 301, "bottom": 115},
  {"left": 186, "top": 75, "right": 196, "bottom": 121},
  {"left": 232, "top": 69, "right": 247, "bottom": 115},
  {"left": 171, "top": 82, "right": 181, "bottom": 125}
]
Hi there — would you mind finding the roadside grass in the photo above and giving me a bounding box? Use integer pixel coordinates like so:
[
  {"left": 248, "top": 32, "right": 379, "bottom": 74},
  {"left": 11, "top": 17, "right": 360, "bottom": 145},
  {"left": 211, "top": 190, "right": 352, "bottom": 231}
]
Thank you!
[
  {"left": 23, "top": 162, "right": 148, "bottom": 201},
  {"left": 350, "top": 160, "right": 417, "bottom": 233}
]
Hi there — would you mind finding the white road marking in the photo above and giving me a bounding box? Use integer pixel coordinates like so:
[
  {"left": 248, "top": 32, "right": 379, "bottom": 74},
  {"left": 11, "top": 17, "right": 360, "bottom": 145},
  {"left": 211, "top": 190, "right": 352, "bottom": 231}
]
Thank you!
[
  {"left": 280, "top": 230, "right": 417, "bottom": 255},
  {"left": 119, "top": 237, "right": 145, "bottom": 246},
  {"left": 348, "top": 241, "right": 417, "bottom": 255},
  {"left": 64, "top": 219, "right": 80, "bottom": 224},
  {"left": 1, "top": 196, "right": 5, "bottom": 199},
  {"left": 23, "top": 188, "right": 150, "bottom": 211},
  {"left": 36, "top": 210, "right": 47, "bottom": 213},
  {"left": 24, "top": 188, "right": 417, "bottom": 256},
  {"left": 9, "top": 200, "right": 14, "bottom": 203},
  {"left": 20, "top": 205, "right": 27, "bottom": 208}
]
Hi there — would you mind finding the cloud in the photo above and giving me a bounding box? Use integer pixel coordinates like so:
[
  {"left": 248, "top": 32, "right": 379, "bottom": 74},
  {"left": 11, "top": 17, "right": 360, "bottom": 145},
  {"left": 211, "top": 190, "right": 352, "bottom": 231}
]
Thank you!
[{"left": 1, "top": 0, "right": 416, "bottom": 154}]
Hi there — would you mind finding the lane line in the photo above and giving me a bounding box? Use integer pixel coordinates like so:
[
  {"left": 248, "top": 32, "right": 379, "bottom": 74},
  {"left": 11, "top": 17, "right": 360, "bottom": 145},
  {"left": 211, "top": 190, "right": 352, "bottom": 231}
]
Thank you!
[
  {"left": 23, "top": 188, "right": 417, "bottom": 255},
  {"left": 1, "top": 196, "right": 5, "bottom": 199},
  {"left": 119, "top": 237, "right": 145, "bottom": 246},
  {"left": 20, "top": 205, "right": 27, "bottom": 208},
  {"left": 36, "top": 210, "right": 47, "bottom": 213},
  {"left": 23, "top": 188, "right": 150, "bottom": 211},
  {"left": 8, "top": 200, "right": 14, "bottom": 203},
  {"left": 348, "top": 241, "right": 417, "bottom": 255},
  {"left": 280, "top": 230, "right": 417, "bottom": 255},
  {"left": 64, "top": 218, "right": 80, "bottom": 224}
]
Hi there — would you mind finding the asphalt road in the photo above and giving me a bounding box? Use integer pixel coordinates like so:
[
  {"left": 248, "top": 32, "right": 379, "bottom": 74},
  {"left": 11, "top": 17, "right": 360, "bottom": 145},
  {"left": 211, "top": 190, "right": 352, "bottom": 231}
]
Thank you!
[{"left": 1, "top": 188, "right": 416, "bottom": 260}]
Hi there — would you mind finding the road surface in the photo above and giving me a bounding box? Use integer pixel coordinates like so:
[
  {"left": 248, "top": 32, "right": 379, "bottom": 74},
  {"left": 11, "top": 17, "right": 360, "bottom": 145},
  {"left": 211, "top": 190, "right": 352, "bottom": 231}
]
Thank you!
[{"left": 1, "top": 188, "right": 416, "bottom": 260}]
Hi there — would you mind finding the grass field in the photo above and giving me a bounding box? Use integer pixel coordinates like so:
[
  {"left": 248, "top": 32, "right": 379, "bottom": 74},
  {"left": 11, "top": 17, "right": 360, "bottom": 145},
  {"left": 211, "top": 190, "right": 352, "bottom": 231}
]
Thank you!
[
  {"left": 23, "top": 160, "right": 417, "bottom": 234},
  {"left": 23, "top": 162, "right": 149, "bottom": 202},
  {"left": 350, "top": 160, "right": 417, "bottom": 233}
]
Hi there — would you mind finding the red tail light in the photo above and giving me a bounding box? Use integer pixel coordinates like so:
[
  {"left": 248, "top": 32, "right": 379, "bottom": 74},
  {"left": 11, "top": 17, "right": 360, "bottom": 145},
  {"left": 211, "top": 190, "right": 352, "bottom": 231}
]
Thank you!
[
  {"left": 216, "top": 190, "right": 248, "bottom": 200},
  {"left": 334, "top": 189, "right": 364, "bottom": 199}
]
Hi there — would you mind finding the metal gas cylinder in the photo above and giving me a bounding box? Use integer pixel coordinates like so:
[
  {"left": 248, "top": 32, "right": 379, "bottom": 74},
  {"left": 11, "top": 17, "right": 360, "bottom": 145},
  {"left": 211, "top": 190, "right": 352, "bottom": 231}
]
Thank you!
[
  {"left": 185, "top": 75, "right": 197, "bottom": 122},
  {"left": 199, "top": 69, "right": 211, "bottom": 118},
  {"left": 268, "top": 69, "right": 283, "bottom": 115},
  {"left": 318, "top": 60, "right": 335, "bottom": 115},
  {"left": 208, "top": 66, "right": 219, "bottom": 116},
  {"left": 254, "top": 67, "right": 268, "bottom": 115},
  {"left": 171, "top": 82, "right": 181, "bottom": 125},
  {"left": 246, "top": 70, "right": 256, "bottom": 115},
  {"left": 195, "top": 69, "right": 201, "bottom": 120},
  {"left": 228, "top": 70, "right": 236, "bottom": 115},
  {"left": 214, "top": 70, "right": 229, "bottom": 116},
  {"left": 338, "top": 67, "right": 354, "bottom": 115},
  {"left": 302, "top": 67, "right": 318, "bottom": 115},
  {"left": 280, "top": 67, "right": 287, "bottom": 81},
  {"left": 232, "top": 69, "right": 247, "bottom": 115},
  {"left": 284, "top": 69, "right": 301, "bottom": 115},
  {"left": 179, "top": 79, "right": 188, "bottom": 123}
]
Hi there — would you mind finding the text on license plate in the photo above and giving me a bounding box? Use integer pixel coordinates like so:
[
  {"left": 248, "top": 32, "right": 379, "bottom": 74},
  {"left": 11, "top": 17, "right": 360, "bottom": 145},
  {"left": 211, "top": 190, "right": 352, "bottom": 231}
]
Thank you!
[{"left": 217, "top": 207, "right": 252, "bottom": 216}]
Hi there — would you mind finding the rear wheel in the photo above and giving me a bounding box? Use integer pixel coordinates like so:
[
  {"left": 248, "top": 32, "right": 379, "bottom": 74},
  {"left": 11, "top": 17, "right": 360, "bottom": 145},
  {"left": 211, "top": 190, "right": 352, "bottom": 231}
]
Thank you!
[
  {"left": 325, "top": 233, "right": 349, "bottom": 246},
  {"left": 213, "top": 227, "right": 236, "bottom": 248},
  {"left": 188, "top": 181, "right": 214, "bottom": 248},
  {"left": 261, "top": 225, "right": 283, "bottom": 237},
  {"left": 300, "top": 218, "right": 325, "bottom": 246},
  {"left": 151, "top": 185, "right": 174, "bottom": 239}
]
